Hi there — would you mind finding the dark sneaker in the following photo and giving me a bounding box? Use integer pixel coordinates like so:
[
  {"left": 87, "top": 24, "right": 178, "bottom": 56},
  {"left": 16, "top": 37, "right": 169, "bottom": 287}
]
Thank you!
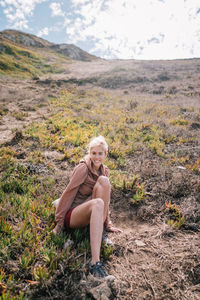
[{"left": 89, "top": 261, "right": 108, "bottom": 278}]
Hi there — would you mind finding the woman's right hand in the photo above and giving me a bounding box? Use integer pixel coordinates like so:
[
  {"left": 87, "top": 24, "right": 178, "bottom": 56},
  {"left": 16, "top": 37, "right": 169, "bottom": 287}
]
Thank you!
[
  {"left": 106, "top": 226, "right": 123, "bottom": 233},
  {"left": 52, "top": 224, "right": 63, "bottom": 235},
  {"left": 52, "top": 227, "right": 58, "bottom": 235}
]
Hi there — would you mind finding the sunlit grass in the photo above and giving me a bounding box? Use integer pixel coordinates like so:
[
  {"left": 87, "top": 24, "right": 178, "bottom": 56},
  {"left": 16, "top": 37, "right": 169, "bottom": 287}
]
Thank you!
[
  {"left": 0, "top": 40, "right": 61, "bottom": 78},
  {"left": 170, "top": 116, "right": 189, "bottom": 126}
]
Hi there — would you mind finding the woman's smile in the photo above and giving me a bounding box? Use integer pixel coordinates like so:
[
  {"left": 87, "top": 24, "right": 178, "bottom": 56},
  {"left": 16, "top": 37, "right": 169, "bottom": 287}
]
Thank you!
[{"left": 90, "top": 145, "right": 106, "bottom": 170}]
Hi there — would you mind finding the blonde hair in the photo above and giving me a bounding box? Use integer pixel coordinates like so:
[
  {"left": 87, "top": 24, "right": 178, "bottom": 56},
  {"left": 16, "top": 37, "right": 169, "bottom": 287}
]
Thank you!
[{"left": 87, "top": 136, "right": 108, "bottom": 153}]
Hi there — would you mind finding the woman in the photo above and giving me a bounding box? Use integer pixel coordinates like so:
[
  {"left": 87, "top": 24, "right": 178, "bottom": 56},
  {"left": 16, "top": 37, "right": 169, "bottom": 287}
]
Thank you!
[{"left": 53, "top": 136, "right": 122, "bottom": 278}]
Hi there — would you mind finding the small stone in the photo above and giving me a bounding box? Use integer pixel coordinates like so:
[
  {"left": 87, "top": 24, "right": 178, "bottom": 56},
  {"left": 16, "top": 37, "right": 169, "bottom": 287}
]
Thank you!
[
  {"left": 63, "top": 239, "right": 74, "bottom": 250},
  {"left": 135, "top": 240, "right": 146, "bottom": 247},
  {"left": 87, "top": 274, "right": 115, "bottom": 283},
  {"left": 89, "top": 282, "right": 112, "bottom": 300},
  {"left": 176, "top": 166, "right": 186, "bottom": 170},
  {"left": 105, "top": 275, "right": 115, "bottom": 283}
]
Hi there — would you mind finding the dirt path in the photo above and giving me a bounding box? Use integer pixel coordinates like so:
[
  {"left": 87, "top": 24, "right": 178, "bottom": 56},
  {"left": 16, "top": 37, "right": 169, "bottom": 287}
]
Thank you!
[
  {"left": 109, "top": 213, "right": 200, "bottom": 300},
  {"left": 31, "top": 209, "right": 199, "bottom": 300}
]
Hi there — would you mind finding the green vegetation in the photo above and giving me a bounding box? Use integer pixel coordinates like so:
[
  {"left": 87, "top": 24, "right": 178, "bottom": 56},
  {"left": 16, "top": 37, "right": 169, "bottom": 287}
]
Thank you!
[
  {"left": 170, "top": 116, "right": 189, "bottom": 126},
  {"left": 0, "top": 40, "right": 61, "bottom": 77},
  {"left": 0, "top": 87, "right": 144, "bottom": 298},
  {"left": 0, "top": 82, "right": 199, "bottom": 298},
  {"left": 0, "top": 154, "right": 113, "bottom": 299},
  {"left": 24, "top": 89, "right": 179, "bottom": 162},
  {"left": 186, "top": 158, "right": 200, "bottom": 174},
  {"left": 165, "top": 201, "right": 185, "bottom": 229},
  {"left": 10, "top": 111, "right": 29, "bottom": 121}
]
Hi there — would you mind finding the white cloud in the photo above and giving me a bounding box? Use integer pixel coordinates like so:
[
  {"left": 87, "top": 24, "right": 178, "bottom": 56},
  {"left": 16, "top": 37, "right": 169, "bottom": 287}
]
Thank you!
[
  {"left": 0, "top": 1, "right": 6, "bottom": 7},
  {"left": 65, "top": 0, "right": 200, "bottom": 59},
  {"left": 1, "top": 0, "right": 47, "bottom": 29},
  {"left": 37, "top": 26, "right": 49, "bottom": 37},
  {"left": 71, "top": 0, "right": 90, "bottom": 5},
  {"left": 50, "top": 2, "right": 64, "bottom": 17}
]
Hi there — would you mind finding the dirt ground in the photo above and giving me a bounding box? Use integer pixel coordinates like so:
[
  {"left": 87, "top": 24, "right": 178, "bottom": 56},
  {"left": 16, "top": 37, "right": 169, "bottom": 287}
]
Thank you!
[
  {"left": 0, "top": 57, "right": 200, "bottom": 299},
  {"left": 110, "top": 211, "right": 200, "bottom": 300}
]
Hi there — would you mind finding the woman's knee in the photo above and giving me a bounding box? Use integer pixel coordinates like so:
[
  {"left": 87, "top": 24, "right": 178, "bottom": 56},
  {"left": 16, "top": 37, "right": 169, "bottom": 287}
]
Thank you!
[
  {"left": 92, "top": 198, "right": 104, "bottom": 211},
  {"left": 97, "top": 176, "right": 111, "bottom": 189}
]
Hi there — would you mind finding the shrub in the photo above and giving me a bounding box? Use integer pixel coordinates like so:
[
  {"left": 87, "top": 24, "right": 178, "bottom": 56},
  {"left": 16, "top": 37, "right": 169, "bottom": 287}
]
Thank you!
[{"left": 165, "top": 201, "right": 185, "bottom": 229}]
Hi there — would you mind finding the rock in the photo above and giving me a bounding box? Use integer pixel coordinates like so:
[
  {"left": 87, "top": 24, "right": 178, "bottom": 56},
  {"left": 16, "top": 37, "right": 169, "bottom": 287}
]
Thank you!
[
  {"left": 176, "top": 166, "right": 186, "bottom": 170},
  {"left": 87, "top": 274, "right": 115, "bottom": 284},
  {"left": 135, "top": 240, "right": 146, "bottom": 247},
  {"left": 89, "top": 282, "right": 112, "bottom": 300},
  {"left": 63, "top": 239, "right": 74, "bottom": 250}
]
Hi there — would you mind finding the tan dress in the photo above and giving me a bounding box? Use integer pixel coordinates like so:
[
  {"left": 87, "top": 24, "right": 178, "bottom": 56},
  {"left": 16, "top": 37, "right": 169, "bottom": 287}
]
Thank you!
[{"left": 55, "top": 155, "right": 111, "bottom": 231}]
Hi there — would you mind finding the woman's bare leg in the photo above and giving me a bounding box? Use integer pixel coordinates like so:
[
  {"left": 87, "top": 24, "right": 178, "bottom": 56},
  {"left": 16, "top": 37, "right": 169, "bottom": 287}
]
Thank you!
[
  {"left": 90, "top": 176, "right": 111, "bottom": 263},
  {"left": 92, "top": 176, "right": 111, "bottom": 222},
  {"left": 69, "top": 198, "right": 104, "bottom": 264},
  {"left": 69, "top": 176, "right": 111, "bottom": 265}
]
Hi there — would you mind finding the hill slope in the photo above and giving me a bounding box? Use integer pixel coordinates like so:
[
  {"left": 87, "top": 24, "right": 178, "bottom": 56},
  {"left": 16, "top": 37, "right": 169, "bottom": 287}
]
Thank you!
[
  {"left": 0, "top": 29, "right": 97, "bottom": 62},
  {"left": 0, "top": 29, "right": 52, "bottom": 48},
  {"left": 0, "top": 35, "right": 59, "bottom": 77}
]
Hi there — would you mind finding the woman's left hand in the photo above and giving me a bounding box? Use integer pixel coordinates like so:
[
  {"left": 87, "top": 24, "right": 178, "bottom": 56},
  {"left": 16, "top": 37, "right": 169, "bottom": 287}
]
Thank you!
[{"left": 107, "top": 226, "right": 123, "bottom": 233}]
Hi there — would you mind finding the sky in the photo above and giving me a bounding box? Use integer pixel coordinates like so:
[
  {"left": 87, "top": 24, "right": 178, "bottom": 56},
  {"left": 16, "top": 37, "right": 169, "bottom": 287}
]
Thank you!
[{"left": 0, "top": 0, "right": 200, "bottom": 60}]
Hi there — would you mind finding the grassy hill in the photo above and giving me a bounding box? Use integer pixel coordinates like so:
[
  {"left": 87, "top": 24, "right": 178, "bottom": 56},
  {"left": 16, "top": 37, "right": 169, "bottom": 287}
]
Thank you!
[
  {"left": 0, "top": 30, "right": 97, "bottom": 78},
  {"left": 0, "top": 37, "right": 61, "bottom": 77},
  {"left": 0, "top": 30, "right": 200, "bottom": 300}
]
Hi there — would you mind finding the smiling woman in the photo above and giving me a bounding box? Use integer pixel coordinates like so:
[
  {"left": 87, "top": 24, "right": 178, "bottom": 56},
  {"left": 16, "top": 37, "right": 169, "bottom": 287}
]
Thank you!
[
  {"left": 52, "top": 135, "right": 122, "bottom": 279},
  {"left": 88, "top": 136, "right": 108, "bottom": 171}
]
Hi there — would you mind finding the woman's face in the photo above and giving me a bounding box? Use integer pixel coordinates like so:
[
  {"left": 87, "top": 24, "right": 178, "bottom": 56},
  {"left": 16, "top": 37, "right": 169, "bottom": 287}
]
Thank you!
[{"left": 89, "top": 145, "right": 106, "bottom": 170}]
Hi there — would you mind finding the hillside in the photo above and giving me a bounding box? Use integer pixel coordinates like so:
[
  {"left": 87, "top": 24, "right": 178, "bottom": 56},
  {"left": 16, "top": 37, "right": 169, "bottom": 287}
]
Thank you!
[
  {"left": 0, "top": 29, "right": 53, "bottom": 48},
  {"left": 0, "top": 31, "right": 200, "bottom": 300},
  {"left": 0, "top": 30, "right": 97, "bottom": 78}
]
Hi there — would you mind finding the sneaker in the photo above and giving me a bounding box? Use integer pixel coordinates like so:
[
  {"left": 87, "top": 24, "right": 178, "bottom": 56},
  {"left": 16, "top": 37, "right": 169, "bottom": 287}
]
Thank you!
[
  {"left": 102, "top": 232, "right": 113, "bottom": 247},
  {"left": 89, "top": 261, "right": 108, "bottom": 278}
]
